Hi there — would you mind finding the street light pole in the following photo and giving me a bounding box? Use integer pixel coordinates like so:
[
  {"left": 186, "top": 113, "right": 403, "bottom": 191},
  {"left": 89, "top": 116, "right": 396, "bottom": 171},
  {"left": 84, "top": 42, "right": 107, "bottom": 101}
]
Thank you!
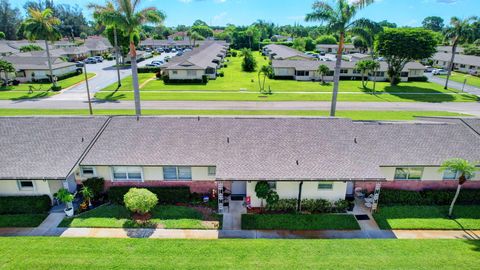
[{"left": 83, "top": 64, "right": 93, "bottom": 115}]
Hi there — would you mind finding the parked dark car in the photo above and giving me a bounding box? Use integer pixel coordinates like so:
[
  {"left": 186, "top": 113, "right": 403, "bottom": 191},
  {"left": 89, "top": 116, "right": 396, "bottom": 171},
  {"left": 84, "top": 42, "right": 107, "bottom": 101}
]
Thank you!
[
  {"left": 84, "top": 57, "right": 98, "bottom": 64},
  {"left": 75, "top": 61, "right": 85, "bottom": 68}
]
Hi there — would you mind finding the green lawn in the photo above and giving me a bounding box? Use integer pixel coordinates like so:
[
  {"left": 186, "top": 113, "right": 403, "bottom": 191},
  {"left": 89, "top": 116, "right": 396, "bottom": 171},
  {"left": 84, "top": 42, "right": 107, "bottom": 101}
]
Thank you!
[
  {"left": 97, "top": 52, "right": 479, "bottom": 102},
  {"left": 59, "top": 204, "right": 220, "bottom": 229},
  {"left": 0, "top": 73, "right": 95, "bottom": 100},
  {"left": 241, "top": 214, "right": 360, "bottom": 230},
  {"left": 374, "top": 205, "right": 480, "bottom": 230},
  {"left": 439, "top": 71, "right": 480, "bottom": 88},
  {"left": 0, "top": 214, "right": 47, "bottom": 227},
  {"left": 0, "top": 109, "right": 469, "bottom": 120},
  {"left": 0, "top": 238, "right": 479, "bottom": 269}
]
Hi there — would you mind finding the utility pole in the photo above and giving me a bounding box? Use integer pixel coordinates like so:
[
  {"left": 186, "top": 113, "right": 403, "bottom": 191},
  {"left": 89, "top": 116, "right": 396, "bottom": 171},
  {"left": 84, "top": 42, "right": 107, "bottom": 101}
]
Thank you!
[{"left": 83, "top": 64, "right": 93, "bottom": 115}]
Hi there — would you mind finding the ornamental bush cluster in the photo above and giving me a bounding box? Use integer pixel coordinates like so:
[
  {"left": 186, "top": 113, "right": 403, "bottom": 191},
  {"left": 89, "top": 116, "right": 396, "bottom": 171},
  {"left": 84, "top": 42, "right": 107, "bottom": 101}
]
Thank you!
[
  {"left": 379, "top": 189, "right": 480, "bottom": 205},
  {"left": 265, "top": 198, "right": 351, "bottom": 213},
  {"left": 124, "top": 188, "right": 158, "bottom": 214}
]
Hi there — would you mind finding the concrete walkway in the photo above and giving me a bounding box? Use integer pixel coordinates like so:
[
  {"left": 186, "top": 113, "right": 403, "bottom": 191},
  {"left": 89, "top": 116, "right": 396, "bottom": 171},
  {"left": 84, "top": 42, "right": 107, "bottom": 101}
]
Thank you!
[
  {"left": 427, "top": 73, "right": 480, "bottom": 96},
  {"left": 27, "top": 213, "right": 65, "bottom": 236},
  {"left": 1, "top": 227, "right": 478, "bottom": 239},
  {"left": 222, "top": 201, "right": 247, "bottom": 230}
]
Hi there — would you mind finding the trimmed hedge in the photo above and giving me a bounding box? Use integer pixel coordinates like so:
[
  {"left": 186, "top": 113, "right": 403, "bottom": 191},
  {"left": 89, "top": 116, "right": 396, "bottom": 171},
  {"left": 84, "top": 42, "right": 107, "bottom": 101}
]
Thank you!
[
  {"left": 379, "top": 189, "right": 480, "bottom": 205},
  {"left": 33, "top": 70, "right": 82, "bottom": 83},
  {"left": 408, "top": 76, "right": 429, "bottom": 82},
  {"left": 0, "top": 195, "right": 51, "bottom": 214},
  {"left": 137, "top": 66, "right": 161, "bottom": 73},
  {"left": 107, "top": 186, "right": 191, "bottom": 205},
  {"left": 241, "top": 213, "right": 360, "bottom": 230},
  {"left": 265, "top": 198, "right": 351, "bottom": 213}
]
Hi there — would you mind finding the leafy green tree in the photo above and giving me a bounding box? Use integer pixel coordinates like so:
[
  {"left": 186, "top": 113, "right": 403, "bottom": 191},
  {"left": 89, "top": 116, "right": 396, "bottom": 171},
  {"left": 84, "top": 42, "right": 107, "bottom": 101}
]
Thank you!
[
  {"left": 0, "top": 0, "right": 23, "bottom": 39},
  {"left": 316, "top": 35, "right": 337, "bottom": 44},
  {"left": 0, "top": 32, "right": 4, "bottom": 40},
  {"left": 124, "top": 188, "right": 158, "bottom": 215},
  {"left": 443, "top": 16, "right": 478, "bottom": 90},
  {"left": 241, "top": 48, "right": 257, "bottom": 72},
  {"left": 304, "top": 37, "right": 316, "bottom": 51},
  {"left": 306, "top": 0, "right": 375, "bottom": 117},
  {"left": 422, "top": 16, "right": 445, "bottom": 32},
  {"left": 0, "top": 59, "right": 15, "bottom": 83},
  {"left": 191, "top": 24, "right": 213, "bottom": 38},
  {"left": 317, "top": 64, "right": 330, "bottom": 84},
  {"left": 376, "top": 28, "right": 437, "bottom": 85},
  {"left": 100, "top": 0, "right": 165, "bottom": 116},
  {"left": 378, "top": 20, "right": 397, "bottom": 28},
  {"left": 463, "top": 44, "right": 480, "bottom": 56},
  {"left": 79, "top": 32, "right": 87, "bottom": 41},
  {"left": 258, "top": 65, "right": 273, "bottom": 93},
  {"left": 439, "top": 159, "right": 477, "bottom": 217},
  {"left": 293, "top": 37, "right": 306, "bottom": 51},
  {"left": 22, "top": 8, "right": 61, "bottom": 87},
  {"left": 19, "top": 44, "right": 44, "bottom": 52},
  {"left": 254, "top": 181, "right": 270, "bottom": 210}
]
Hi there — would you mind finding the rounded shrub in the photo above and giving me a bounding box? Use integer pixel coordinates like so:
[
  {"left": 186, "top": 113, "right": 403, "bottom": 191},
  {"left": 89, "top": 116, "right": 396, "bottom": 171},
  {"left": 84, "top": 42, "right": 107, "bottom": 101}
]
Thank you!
[{"left": 124, "top": 188, "right": 158, "bottom": 214}]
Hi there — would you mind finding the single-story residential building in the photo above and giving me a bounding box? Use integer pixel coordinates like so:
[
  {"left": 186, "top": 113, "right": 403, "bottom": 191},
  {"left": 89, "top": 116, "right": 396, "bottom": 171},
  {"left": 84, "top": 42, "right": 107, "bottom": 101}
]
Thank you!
[
  {"left": 0, "top": 117, "right": 109, "bottom": 200},
  {"left": 0, "top": 42, "right": 19, "bottom": 56},
  {"left": 436, "top": 46, "right": 465, "bottom": 55},
  {"left": 272, "top": 60, "right": 425, "bottom": 82},
  {"left": 316, "top": 44, "right": 360, "bottom": 54},
  {"left": 262, "top": 44, "right": 314, "bottom": 60},
  {"left": 140, "top": 38, "right": 205, "bottom": 49},
  {"left": 161, "top": 41, "right": 229, "bottom": 80},
  {"left": 84, "top": 37, "right": 112, "bottom": 56},
  {"left": 1, "top": 116, "right": 479, "bottom": 210},
  {"left": 0, "top": 56, "right": 78, "bottom": 82},
  {"left": 432, "top": 52, "right": 480, "bottom": 73}
]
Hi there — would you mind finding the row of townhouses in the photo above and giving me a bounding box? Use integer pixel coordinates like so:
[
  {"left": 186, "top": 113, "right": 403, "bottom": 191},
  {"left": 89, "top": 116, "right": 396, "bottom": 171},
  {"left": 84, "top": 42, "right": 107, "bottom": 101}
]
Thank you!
[{"left": 1, "top": 116, "right": 479, "bottom": 208}]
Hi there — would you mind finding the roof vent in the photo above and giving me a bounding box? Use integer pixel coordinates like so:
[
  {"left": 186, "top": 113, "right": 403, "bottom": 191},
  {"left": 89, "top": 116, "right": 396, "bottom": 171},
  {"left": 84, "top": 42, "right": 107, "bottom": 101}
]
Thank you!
[
  {"left": 296, "top": 160, "right": 299, "bottom": 165},
  {"left": 354, "top": 138, "right": 357, "bottom": 144},
  {"left": 81, "top": 137, "right": 84, "bottom": 142},
  {"left": 197, "top": 116, "right": 200, "bottom": 121},
  {"left": 227, "top": 137, "right": 230, "bottom": 143}
]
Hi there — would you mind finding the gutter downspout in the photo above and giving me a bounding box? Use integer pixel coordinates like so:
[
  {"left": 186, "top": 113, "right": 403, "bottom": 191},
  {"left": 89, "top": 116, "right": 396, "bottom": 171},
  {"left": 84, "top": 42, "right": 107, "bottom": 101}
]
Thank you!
[{"left": 297, "top": 181, "right": 303, "bottom": 212}]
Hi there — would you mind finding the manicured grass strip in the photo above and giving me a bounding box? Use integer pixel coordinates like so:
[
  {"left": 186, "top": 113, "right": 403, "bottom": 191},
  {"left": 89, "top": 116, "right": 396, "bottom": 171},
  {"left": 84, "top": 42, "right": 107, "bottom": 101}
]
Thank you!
[
  {"left": 95, "top": 90, "right": 478, "bottom": 102},
  {"left": 0, "top": 73, "right": 95, "bottom": 100},
  {"left": 374, "top": 205, "right": 480, "bottom": 230},
  {"left": 0, "top": 109, "right": 469, "bottom": 120},
  {"left": 439, "top": 72, "right": 480, "bottom": 88},
  {"left": 1, "top": 238, "right": 479, "bottom": 269},
  {"left": 241, "top": 214, "right": 360, "bottom": 230},
  {"left": 59, "top": 204, "right": 218, "bottom": 229},
  {"left": 0, "top": 214, "right": 47, "bottom": 227}
]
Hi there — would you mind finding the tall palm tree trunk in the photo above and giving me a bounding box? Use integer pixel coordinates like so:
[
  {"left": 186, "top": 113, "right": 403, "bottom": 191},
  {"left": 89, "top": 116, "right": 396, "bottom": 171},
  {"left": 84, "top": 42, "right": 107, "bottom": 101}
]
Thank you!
[
  {"left": 44, "top": 40, "right": 56, "bottom": 87},
  {"left": 113, "top": 27, "right": 122, "bottom": 88},
  {"left": 449, "top": 183, "right": 462, "bottom": 217},
  {"left": 130, "top": 42, "right": 141, "bottom": 116},
  {"left": 330, "top": 33, "right": 344, "bottom": 117},
  {"left": 444, "top": 42, "right": 458, "bottom": 90},
  {"left": 372, "top": 68, "right": 377, "bottom": 94}
]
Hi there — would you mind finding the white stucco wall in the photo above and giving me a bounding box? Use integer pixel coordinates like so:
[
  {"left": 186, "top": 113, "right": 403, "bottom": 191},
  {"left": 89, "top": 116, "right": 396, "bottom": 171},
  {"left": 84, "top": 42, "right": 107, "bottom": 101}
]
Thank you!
[
  {"left": 79, "top": 165, "right": 216, "bottom": 182},
  {"left": 380, "top": 166, "right": 480, "bottom": 181},
  {"left": 19, "top": 65, "right": 78, "bottom": 82},
  {"left": 168, "top": 69, "right": 205, "bottom": 80},
  {"left": 246, "top": 181, "right": 347, "bottom": 207},
  {"left": 0, "top": 180, "right": 60, "bottom": 199}
]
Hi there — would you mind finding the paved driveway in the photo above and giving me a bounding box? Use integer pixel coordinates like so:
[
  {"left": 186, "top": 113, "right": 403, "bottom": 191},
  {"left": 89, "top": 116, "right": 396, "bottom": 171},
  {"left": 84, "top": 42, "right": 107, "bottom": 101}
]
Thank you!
[
  {"left": 49, "top": 52, "right": 177, "bottom": 100},
  {"left": 426, "top": 73, "right": 480, "bottom": 96}
]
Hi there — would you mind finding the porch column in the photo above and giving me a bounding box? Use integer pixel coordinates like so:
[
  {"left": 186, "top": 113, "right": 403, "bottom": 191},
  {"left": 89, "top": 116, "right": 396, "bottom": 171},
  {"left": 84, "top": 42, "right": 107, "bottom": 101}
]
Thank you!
[
  {"left": 296, "top": 181, "right": 303, "bottom": 212},
  {"left": 371, "top": 182, "right": 381, "bottom": 213},
  {"left": 217, "top": 181, "right": 224, "bottom": 214}
]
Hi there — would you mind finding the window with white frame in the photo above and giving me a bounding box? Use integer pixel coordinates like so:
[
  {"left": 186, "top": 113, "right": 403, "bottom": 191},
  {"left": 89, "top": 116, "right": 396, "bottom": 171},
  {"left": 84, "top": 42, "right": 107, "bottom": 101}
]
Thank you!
[
  {"left": 81, "top": 166, "right": 96, "bottom": 177},
  {"left": 443, "top": 169, "right": 461, "bottom": 180},
  {"left": 163, "top": 166, "right": 192, "bottom": 181},
  {"left": 187, "top": 70, "right": 197, "bottom": 76},
  {"left": 394, "top": 167, "right": 423, "bottom": 180},
  {"left": 318, "top": 182, "right": 333, "bottom": 190},
  {"left": 112, "top": 167, "right": 143, "bottom": 181},
  {"left": 267, "top": 181, "right": 277, "bottom": 190},
  {"left": 207, "top": 166, "right": 216, "bottom": 176},
  {"left": 17, "top": 180, "right": 34, "bottom": 191}
]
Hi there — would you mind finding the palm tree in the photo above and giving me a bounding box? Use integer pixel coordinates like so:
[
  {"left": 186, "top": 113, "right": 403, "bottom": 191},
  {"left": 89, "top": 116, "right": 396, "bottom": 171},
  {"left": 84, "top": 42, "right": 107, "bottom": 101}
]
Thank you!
[
  {"left": 101, "top": 0, "right": 166, "bottom": 116},
  {"left": 257, "top": 65, "right": 273, "bottom": 93},
  {"left": 317, "top": 64, "right": 330, "bottom": 84},
  {"left": 439, "top": 158, "right": 477, "bottom": 217},
  {"left": 22, "top": 8, "right": 61, "bottom": 87},
  {"left": 306, "top": 0, "right": 374, "bottom": 116},
  {"left": 443, "top": 16, "right": 478, "bottom": 90},
  {"left": 350, "top": 19, "right": 382, "bottom": 59},
  {"left": 189, "top": 31, "right": 203, "bottom": 47},
  {"left": 88, "top": 1, "right": 123, "bottom": 89}
]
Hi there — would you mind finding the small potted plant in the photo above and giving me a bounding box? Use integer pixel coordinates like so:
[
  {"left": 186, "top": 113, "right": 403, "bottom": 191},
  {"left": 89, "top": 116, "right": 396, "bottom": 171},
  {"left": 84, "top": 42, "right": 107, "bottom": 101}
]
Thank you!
[
  {"left": 55, "top": 188, "right": 75, "bottom": 217},
  {"left": 80, "top": 186, "right": 94, "bottom": 209}
]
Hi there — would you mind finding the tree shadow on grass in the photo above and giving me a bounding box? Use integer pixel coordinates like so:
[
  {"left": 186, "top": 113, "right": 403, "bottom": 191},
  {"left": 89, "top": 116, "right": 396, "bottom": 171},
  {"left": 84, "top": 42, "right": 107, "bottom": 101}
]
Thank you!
[
  {"left": 10, "top": 91, "right": 50, "bottom": 101},
  {"left": 99, "top": 92, "right": 126, "bottom": 101}
]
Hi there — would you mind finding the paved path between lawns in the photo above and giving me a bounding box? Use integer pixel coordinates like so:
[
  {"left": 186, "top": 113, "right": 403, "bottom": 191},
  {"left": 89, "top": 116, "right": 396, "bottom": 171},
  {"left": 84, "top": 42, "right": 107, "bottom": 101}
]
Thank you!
[
  {"left": 1, "top": 227, "right": 479, "bottom": 239},
  {"left": 427, "top": 73, "right": 480, "bottom": 97},
  {"left": 1, "top": 100, "right": 479, "bottom": 116}
]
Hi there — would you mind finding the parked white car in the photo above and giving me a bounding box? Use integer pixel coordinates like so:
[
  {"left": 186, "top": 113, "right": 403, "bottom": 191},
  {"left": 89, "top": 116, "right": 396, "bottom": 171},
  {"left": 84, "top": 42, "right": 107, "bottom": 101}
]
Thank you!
[{"left": 432, "top": 69, "right": 448, "bottom": 75}]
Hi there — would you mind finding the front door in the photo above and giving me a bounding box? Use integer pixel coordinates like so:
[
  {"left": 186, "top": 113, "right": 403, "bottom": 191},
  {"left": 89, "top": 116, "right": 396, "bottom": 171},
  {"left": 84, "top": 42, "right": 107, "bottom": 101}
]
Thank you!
[
  {"left": 346, "top": 181, "right": 354, "bottom": 196},
  {"left": 231, "top": 181, "right": 246, "bottom": 197}
]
